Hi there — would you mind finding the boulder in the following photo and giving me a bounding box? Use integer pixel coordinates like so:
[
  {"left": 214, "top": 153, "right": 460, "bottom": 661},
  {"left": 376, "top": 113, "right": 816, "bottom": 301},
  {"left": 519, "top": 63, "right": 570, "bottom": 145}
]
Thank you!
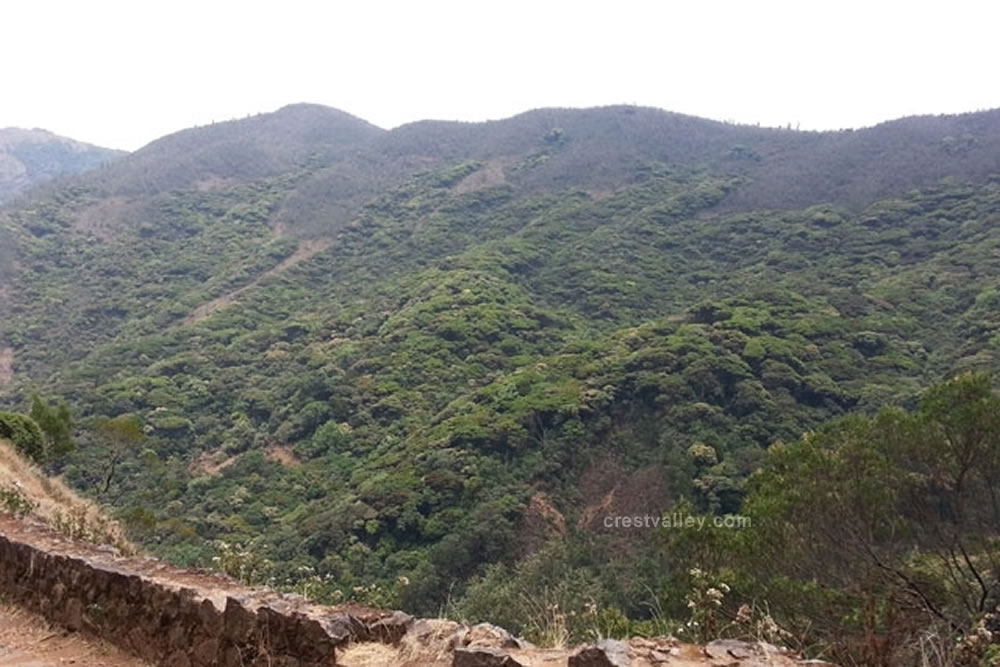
[
  {"left": 569, "top": 639, "right": 632, "bottom": 667},
  {"left": 368, "top": 609, "right": 414, "bottom": 643},
  {"left": 453, "top": 646, "right": 526, "bottom": 667}
]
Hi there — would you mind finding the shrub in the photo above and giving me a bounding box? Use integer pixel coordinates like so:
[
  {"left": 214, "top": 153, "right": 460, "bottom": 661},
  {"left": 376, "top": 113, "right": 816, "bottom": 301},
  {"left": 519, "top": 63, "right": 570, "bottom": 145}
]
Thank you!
[{"left": 0, "top": 412, "right": 46, "bottom": 462}]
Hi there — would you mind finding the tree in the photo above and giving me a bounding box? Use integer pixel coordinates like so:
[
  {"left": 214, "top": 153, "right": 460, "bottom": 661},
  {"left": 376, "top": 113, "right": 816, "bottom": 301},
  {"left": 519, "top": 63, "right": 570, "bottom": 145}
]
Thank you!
[
  {"left": 735, "top": 373, "right": 1000, "bottom": 665},
  {"left": 94, "top": 414, "right": 144, "bottom": 495},
  {"left": 29, "top": 394, "right": 75, "bottom": 459}
]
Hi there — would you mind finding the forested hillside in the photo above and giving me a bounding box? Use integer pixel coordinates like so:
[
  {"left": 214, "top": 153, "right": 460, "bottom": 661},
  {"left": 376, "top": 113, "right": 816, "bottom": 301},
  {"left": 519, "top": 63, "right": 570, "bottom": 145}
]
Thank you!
[{"left": 2, "top": 103, "right": 999, "bottom": 664}]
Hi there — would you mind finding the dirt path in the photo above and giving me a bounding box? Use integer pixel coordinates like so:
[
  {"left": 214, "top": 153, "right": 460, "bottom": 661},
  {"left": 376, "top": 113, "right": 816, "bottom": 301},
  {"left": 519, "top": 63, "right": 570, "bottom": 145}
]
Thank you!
[
  {"left": 0, "top": 603, "right": 148, "bottom": 667},
  {"left": 181, "top": 237, "right": 333, "bottom": 326}
]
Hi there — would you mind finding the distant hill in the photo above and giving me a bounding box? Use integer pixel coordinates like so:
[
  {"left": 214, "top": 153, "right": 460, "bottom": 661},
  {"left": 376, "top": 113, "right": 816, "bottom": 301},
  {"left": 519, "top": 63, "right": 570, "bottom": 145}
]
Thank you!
[
  {"left": 2, "top": 102, "right": 1000, "bottom": 644},
  {"left": 85, "top": 104, "right": 382, "bottom": 196},
  {"left": 0, "top": 128, "right": 123, "bottom": 204}
]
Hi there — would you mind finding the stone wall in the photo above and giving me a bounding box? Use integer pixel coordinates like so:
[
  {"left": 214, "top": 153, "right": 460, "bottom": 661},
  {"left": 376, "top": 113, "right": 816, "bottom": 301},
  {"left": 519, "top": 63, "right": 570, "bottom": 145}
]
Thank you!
[
  {"left": 0, "top": 516, "right": 411, "bottom": 666},
  {"left": 0, "top": 516, "right": 833, "bottom": 667}
]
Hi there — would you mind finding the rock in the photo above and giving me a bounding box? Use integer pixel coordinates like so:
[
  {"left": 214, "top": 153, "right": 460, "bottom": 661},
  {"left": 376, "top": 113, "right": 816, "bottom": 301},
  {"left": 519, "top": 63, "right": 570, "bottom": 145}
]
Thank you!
[
  {"left": 64, "top": 597, "right": 83, "bottom": 631},
  {"left": 368, "top": 609, "right": 414, "bottom": 644},
  {"left": 198, "top": 598, "right": 224, "bottom": 636},
  {"left": 222, "top": 646, "right": 243, "bottom": 667},
  {"left": 465, "top": 622, "right": 522, "bottom": 649},
  {"left": 127, "top": 626, "right": 158, "bottom": 663},
  {"left": 191, "top": 637, "right": 220, "bottom": 666},
  {"left": 628, "top": 636, "right": 677, "bottom": 663},
  {"left": 296, "top": 616, "right": 339, "bottom": 661},
  {"left": 757, "top": 641, "right": 786, "bottom": 655},
  {"left": 222, "top": 597, "right": 257, "bottom": 642},
  {"left": 164, "top": 651, "right": 192, "bottom": 667},
  {"left": 409, "top": 617, "right": 464, "bottom": 640},
  {"left": 166, "top": 621, "right": 188, "bottom": 650},
  {"left": 705, "top": 639, "right": 755, "bottom": 659},
  {"left": 453, "top": 647, "right": 526, "bottom": 667},
  {"left": 405, "top": 617, "right": 469, "bottom": 652},
  {"left": 321, "top": 612, "right": 369, "bottom": 644},
  {"left": 569, "top": 639, "right": 632, "bottom": 667}
]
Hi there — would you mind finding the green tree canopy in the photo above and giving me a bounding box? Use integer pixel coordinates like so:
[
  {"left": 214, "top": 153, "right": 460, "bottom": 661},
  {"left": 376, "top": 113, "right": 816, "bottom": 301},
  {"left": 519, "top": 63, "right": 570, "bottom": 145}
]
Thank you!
[
  {"left": 0, "top": 411, "right": 45, "bottom": 463},
  {"left": 29, "top": 394, "right": 75, "bottom": 459},
  {"left": 733, "top": 373, "right": 1000, "bottom": 664}
]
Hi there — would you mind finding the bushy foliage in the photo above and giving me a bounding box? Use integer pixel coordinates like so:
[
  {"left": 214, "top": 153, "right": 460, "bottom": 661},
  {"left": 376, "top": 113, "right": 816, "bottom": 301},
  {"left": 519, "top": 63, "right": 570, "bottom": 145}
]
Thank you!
[
  {"left": 664, "top": 374, "right": 1000, "bottom": 665},
  {"left": 0, "top": 411, "right": 45, "bottom": 463}
]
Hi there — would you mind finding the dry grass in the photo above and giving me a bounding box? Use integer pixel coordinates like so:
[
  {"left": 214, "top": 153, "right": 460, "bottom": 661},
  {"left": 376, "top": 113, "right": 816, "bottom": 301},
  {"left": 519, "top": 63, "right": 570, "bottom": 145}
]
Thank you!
[
  {"left": 339, "top": 642, "right": 415, "bottom": 667},
  {"left": 0, "top": 439, "right": 135, "bottom": 554},
  {"left": 339, "top": 619, "right": 467, "bottom": 667}
]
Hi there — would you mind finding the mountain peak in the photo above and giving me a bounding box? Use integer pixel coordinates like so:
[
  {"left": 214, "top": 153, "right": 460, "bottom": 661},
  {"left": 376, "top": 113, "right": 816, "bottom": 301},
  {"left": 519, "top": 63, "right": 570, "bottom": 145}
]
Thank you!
[{"left": 86, "top": 103, "right": 385, "bottom": 195}]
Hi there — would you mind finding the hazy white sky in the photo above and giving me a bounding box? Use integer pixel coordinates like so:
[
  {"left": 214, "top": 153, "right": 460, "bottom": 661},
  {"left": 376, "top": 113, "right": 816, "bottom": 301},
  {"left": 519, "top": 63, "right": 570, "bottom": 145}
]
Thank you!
[{"left": 4, "top": 0, "right": 999, "bottom": 151}]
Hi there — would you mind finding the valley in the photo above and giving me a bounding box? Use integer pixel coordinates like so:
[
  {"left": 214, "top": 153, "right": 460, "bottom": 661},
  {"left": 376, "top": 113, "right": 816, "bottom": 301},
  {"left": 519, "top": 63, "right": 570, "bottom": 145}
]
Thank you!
[{"left": 1, "top": 104, "right": 999, "bottom": 664}]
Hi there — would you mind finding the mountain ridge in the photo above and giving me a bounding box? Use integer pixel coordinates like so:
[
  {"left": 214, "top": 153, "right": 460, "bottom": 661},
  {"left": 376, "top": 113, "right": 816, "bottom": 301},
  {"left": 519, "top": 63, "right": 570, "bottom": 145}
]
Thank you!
[
  {"left": 0, "top": 127, "right": 124, "bottom": 204},
  {"left": 1, "top": 101, "right": 1000, "bottom": 659}
]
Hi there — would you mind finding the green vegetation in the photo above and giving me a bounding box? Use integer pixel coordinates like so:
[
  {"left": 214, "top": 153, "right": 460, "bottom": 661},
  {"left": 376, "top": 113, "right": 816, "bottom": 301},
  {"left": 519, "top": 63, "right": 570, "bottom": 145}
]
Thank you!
[
  {"left": 0, "top": 395, "right": 74, "bottom": 463},
  {"left": 2, "top": 103, "right": 1000, "bottom": 663},
  {"left": 0, "top": 411, "right": 44, "bottom": 462},
  {"left": 661, "top": 373, "right": 1000, "bottom": 665}
]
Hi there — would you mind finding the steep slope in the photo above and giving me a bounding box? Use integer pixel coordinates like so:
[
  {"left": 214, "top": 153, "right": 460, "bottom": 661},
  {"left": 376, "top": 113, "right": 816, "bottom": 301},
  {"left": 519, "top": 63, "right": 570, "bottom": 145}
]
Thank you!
[
  {"left": 0, "top": 439, "right": 131, "bottom": 553},
  {"left": 0, "top": 128, "right": 123, "bottom": 204},
  {"left": 1, "top": 103, "right": 1000, "bottom": 631}
]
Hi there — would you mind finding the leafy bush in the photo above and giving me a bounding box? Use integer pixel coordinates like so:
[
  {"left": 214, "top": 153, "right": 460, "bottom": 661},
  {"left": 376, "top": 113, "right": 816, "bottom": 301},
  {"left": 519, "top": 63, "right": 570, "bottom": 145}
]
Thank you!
[{"left": 0, "top": 412, "right": 45, "bottom": 463}]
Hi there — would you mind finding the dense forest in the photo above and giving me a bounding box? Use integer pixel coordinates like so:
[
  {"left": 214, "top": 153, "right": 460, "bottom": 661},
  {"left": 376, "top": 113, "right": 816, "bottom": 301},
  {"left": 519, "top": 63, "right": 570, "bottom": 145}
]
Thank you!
[{"left": 1, "top": 104, "right": 999, "bottom": 665}]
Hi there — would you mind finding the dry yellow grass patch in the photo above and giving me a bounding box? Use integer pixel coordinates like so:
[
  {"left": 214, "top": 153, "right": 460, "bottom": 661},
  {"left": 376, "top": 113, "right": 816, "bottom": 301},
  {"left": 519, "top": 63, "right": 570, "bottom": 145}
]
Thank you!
[
  {"left": 338, "top": 642, "right": 412, "bottom": 667},
  {"left": 0, "top": 439, "right": 134, "bottom": 554}
]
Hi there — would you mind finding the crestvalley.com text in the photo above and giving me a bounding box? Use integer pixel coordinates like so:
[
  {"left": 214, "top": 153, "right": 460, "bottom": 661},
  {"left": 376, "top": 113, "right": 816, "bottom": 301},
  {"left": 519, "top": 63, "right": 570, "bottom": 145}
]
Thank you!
[{"left": 602, "top": 513, "right": 751, "bottom": 530}]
